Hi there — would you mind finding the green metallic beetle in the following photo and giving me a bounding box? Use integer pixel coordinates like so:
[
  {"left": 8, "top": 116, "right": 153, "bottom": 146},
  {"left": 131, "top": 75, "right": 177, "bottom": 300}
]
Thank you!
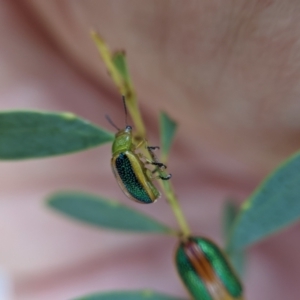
[
  {"left": 108, "top": 96, "right": 171, "bottom": 204},
  {"left": 175, "top": 236, "right": 243, "bottom": 300}
]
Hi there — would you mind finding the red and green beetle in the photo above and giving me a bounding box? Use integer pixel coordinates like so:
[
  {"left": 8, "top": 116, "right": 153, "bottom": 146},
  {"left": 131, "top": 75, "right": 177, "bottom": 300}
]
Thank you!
[{"left": 175, "top": 236, "right": 244, "bottom": 300}]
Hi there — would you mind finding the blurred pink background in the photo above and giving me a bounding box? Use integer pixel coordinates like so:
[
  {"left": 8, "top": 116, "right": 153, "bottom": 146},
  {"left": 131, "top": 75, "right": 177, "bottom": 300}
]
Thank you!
[{"left": 1, "top": 1, "right": 300, "bottom": 299}]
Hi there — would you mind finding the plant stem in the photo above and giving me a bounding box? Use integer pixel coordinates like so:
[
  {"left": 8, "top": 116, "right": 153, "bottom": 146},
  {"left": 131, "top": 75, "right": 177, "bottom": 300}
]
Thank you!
[
  {"left": 90, "top": 31, "right": 146, "bottom": 139},
  {"left": 92, "top": 31, "right": 191, "bottom": 238},
  {"left": 161, "top": 180, "right": 191, "bottom": 237},
  {"left": 129, "top": 95, "right": 191, "bottom": 238}
]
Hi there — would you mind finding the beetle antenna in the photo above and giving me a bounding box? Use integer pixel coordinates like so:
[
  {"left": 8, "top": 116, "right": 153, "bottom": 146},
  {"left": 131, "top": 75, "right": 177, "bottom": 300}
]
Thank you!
[
  {"left": 105, "top": 114, "right": 120, "bottom": 131},
  {"left": 122, "top": 95, "right": 128, "bottom": 126}
]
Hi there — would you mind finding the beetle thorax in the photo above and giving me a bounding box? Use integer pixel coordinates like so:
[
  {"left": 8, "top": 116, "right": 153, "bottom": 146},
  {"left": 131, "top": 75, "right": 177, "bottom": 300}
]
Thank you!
[{"left": 112, "top": 128, "right": 133, "bottom": 155}]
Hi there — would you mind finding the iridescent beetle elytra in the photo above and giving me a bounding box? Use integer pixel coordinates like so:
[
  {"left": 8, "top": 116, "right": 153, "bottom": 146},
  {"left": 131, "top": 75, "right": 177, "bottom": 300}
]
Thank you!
[
  {"left": 175, "top": 236, "right": 243, "bottom": 300},
  {"left": 107, "top": 96, "right": 171, "bottom": 204}
]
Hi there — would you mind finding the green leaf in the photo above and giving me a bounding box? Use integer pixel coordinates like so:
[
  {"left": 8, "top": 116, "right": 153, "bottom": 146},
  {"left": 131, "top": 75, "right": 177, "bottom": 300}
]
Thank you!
[
  {"left": 0, "top": 111, "right": 114, "bottom": 159},
  {"left": 47, "top": 192, "right": 174, "bottom": 234},
  {"left": 75, "top": 290, "right": 187, "bottom": 300},
  {"left": 228, "top": 151, "right": 300, "bottom": 251},
  {"left": 222, "top": 200, "right": 246, "bottom": 278},
  {"left": 112, "top": 51, "right": 131, "bottom": 84},
  {"left": 159, "top": 112, "right": 177, "bottom": 162}
]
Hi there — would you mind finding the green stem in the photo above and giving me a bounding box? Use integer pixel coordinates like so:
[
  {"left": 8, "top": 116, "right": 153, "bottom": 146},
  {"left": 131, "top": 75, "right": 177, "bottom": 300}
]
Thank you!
[
  {"left": 161, "top": 180, "right": 191, "bottom": 237},
  {"left": 124, "top": 92, "right": 146, "bottom": 141},
  {"left": 130, "top": 98, "right": 191, "bottom": 238},
  {"left": 91, "top": 31, "right": 191, "bottom": 238}
]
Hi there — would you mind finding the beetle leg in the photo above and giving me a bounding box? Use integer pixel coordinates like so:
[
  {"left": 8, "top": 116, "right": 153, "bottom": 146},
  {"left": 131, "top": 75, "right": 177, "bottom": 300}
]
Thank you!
[
  {"left": 144, "top": 159, "right": 167, "bottom": 170},
  {"left": 137, "top": 152, "right": 159, "bottom": 166},
  {"left": 137, "top": 153, "right": 153, "bottom": 165},
  {"left": 146, "top": 146, "right": 167, "bottom": 168},
  {"left": 151, "top": 166, "right": 172, "bottom": 181},
  {"left": 147, "top": 146, "right": 160, "bottom": 151},
  {"left": 151, "top": 166, "right": 159, "bottom": 174},
  {"left": 145, "top": 169, "right": 154, "bottom": 178},
  {"left": 147, "top": 146, "right": 160, "bottom": 161},
  {"left": 150, "top": 173, "right": 172, "bottom": 181},
  {"left": 145, "top": 146, "right": 172, "bottom": 180},
  {"left": 159, "top": 173, "right": 172, "bottom": 180},
  {"left": 151, "top": 161, "right": 167, "bottom": 169},
  {"left": 135, "top": 139, "right": 147, "bottom": 149},
  {"left": 138, "top": 144, "right": 170, "bottom": 180}
]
